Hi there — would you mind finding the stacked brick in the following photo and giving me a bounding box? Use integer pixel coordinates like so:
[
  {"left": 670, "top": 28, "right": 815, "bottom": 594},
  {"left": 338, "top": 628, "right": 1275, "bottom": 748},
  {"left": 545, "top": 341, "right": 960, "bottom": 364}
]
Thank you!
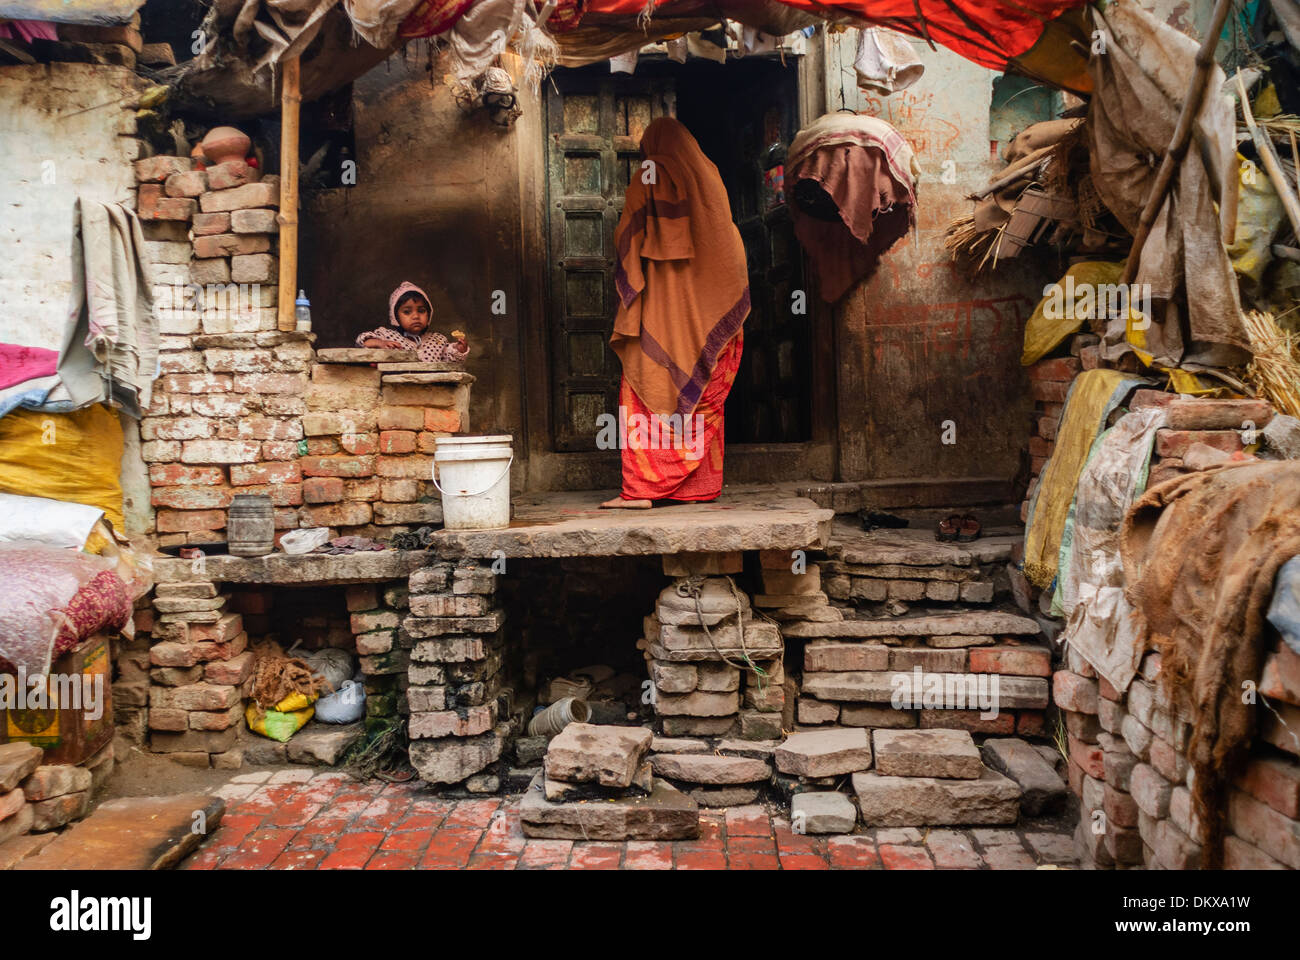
[
  {"left": 405, "top": 560, "right": 514, "bottom": 789},
  {"left": 114, "top": 599, "right": 155, "bottom": 745},
  {"left": 146, "top": 581, "right": 252, "bottom": 769},
  {"left": 297, "top": 365, "right": 470, "bottom": 538},
  {"left": 0, "top": 741, "right": 112, "bottom": 856},
  {"left": 1020, "top": 342, "right": 1088, "bottom": 522},
  {"left": 797, "top": 531, "right": 1049, "bottom": 737},
  {"left": 641, "top": 558, "right": 783, "bottom": 741},
  {"left": 344, "top": 581, "right": 413, "bottom": 737},
  {"left": 1058, "top": 639, "right": 1300, "bottom": 870}
]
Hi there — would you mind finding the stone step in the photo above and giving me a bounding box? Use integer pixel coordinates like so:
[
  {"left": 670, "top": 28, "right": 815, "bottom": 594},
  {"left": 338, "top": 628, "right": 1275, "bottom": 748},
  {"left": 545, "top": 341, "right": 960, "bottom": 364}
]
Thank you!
[
  {"left": 519, "top": 773, "right": 699, "bottom": 840},
  {"left": 828, "top": 522, "right": 1018, "bottom": 567},
  {"left": 980, "top": 737, "right": 1068, "bottom": 815},
  {"left": 21, "top": 793, "right": 226, "bottom": 869},
  {"left": 852, "top": 767, "right": 1021, "bottom": 826},
  {"left": 774, "top": 727, "right": 873, "bottom": 778},
  {"left": 801, "top": 671, "right": 1048, "bottom": 709},
  {"left": 873, "top": 728, "right": 982, "bottom": 779},
  {"left": 782, "top": 609, "right": 1040, "bottom": 639},
  {"left": 649, "top": 753, "right": 771, "bottom": 785}
]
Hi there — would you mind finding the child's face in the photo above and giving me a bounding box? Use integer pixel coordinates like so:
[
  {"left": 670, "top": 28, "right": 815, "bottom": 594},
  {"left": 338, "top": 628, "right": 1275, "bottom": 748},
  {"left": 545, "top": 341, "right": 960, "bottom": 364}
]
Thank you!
[{"left": 396, "top": 297, "right": 430, "bottom": 334}]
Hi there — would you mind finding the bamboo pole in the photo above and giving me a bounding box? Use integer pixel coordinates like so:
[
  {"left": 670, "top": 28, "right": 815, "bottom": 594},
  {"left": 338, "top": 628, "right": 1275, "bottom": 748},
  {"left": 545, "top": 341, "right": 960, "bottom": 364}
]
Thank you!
[
  {"left": 1237, "top": 73, "right": 1300, "bottom": 238},
  {"left": 1119, "top": 0, "right": 1235, "bottom": 286},
  {"left": 277, "top": 56, "right": 302, "bottom": 332}
]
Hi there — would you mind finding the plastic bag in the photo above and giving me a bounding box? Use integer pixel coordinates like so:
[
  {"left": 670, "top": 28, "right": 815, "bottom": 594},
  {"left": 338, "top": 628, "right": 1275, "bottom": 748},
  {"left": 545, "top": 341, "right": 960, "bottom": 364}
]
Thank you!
[
  {"left": 245, "top": 701, "right": 315, "bottom": 742},
  {"left": 280, "top": 528, "right": 331, "bottom": 554},
  {"left": 0, "top": 493, "right": 104, "bottom": 549},
  {"left": 315, "top": 679, "right": 366, "bottom": 724},
  {"left": 0, "top": 541, "right": 116, "bottom": 675},
  {"left": 1021, "top": 262, "right": 1126, "bottom": 366},
  {"left": 295, "top": 646, "right": 353, "bottom": 692}
]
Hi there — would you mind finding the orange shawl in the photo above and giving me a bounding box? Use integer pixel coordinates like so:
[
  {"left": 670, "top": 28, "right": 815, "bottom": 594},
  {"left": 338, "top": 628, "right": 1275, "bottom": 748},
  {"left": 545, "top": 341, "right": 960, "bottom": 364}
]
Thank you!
[{"left": 611, "top": 118, "right": 750, "bottom": 419}]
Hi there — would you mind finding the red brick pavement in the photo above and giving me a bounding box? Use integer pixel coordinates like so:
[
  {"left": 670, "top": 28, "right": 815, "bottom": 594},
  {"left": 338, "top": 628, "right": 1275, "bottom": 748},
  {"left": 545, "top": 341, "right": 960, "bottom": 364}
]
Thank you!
[{"left": 183, "top": 770, "right": 1078, "bottom": 871}]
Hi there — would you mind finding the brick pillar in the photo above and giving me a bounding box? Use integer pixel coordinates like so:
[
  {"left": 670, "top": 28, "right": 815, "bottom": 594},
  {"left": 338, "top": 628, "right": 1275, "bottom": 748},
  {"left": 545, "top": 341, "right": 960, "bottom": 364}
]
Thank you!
[{"left": 405, "top": 560, "right": 510, "bottom": 788}]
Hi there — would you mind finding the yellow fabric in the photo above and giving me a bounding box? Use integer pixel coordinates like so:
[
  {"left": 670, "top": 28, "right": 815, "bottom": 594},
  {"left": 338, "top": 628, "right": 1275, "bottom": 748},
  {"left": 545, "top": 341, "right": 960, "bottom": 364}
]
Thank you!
[
  {"left": 1254, "top": 83, "right": 1281, "bottom": 119},
  {"left": 1024, "top": 369, "right": 1138, "bottom": 588},
  {"left": 0, "top": 405, "right": 124, "bottom": 532},
  {"left": 1022, "top": 262, "right": 1126, "bottom": 366}
]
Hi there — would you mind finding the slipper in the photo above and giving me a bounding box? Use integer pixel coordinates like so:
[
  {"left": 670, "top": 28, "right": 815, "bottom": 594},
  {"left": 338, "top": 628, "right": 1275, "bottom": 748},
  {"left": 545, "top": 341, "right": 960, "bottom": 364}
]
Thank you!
[
  {"left": 956, "top": 514, "right": 982, "bottom": 542},
  {"left": 935, "top": 515, "right": 961, "bottom": 542}
]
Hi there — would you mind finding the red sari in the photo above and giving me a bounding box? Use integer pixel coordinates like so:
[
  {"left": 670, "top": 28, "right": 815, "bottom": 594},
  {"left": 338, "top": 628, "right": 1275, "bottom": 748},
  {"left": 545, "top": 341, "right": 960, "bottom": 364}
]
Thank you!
[{"left": 619, "top": 332, "right": 743, "bottom": 502}]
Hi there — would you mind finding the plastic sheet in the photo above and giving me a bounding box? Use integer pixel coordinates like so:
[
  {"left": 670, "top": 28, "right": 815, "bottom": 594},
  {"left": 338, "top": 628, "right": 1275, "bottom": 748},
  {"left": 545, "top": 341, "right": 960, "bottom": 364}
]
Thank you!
[{"left": 0, "top": 542, "right": 116, "bottom": 676}]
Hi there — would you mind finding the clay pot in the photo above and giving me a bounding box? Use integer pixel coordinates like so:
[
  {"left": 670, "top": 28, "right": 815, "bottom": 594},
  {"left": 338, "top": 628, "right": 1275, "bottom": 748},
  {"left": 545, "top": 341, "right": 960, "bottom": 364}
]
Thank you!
[{"left": 201, "top": 126, "right": 251, "bottom": 166}]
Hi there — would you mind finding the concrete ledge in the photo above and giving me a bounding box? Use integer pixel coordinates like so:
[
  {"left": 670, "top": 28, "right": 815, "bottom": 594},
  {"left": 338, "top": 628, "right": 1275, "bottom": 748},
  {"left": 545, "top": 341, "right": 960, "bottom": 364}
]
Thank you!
[
  {"left": 153, "top": 550, "right": 426, "bottom": 584},
  {"left": 427, "top": 490, "right": 833, "bottom": 559}
]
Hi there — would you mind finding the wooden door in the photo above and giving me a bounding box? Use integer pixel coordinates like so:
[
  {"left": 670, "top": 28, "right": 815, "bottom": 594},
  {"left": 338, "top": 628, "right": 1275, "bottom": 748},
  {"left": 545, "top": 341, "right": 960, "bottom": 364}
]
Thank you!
[{"left": 544, "top": 74, "right": 675, "bottom": 452}]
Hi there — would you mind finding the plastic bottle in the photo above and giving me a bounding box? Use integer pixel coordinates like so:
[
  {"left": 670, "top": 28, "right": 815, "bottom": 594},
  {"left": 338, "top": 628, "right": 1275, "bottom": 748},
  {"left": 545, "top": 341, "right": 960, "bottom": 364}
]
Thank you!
[{"left": 295, "top": 290, "right": 311, "bottom": 332}]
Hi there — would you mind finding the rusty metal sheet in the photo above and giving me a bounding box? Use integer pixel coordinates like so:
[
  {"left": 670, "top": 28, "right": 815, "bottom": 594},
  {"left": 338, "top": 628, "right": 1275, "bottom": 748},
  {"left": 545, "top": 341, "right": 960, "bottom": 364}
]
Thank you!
[{"left": 0, "top": 0, "right": 144, "bottom": 25}]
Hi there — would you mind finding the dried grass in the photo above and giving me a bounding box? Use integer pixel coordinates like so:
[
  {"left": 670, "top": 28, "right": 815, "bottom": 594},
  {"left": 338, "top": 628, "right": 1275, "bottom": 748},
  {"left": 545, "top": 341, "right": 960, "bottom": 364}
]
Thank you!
[
  {"left": 1243, "top": 309, "right": 1300, "bottom": 418},
  {"left": 943, "top": 214, "right": 1009, "bottom": 277}
]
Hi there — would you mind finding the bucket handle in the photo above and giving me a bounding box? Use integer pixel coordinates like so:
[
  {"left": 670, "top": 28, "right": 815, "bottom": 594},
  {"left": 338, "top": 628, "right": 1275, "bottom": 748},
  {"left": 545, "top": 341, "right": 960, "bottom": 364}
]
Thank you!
[{"left": 431, "top": 454, "right": 514, "bottom": 498}]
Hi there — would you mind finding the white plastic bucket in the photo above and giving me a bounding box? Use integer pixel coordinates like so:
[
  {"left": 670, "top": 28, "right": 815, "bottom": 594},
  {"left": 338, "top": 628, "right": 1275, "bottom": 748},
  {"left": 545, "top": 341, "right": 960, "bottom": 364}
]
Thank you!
[{"left": 432, "top": 435, "right": 513, "bottom": 530}]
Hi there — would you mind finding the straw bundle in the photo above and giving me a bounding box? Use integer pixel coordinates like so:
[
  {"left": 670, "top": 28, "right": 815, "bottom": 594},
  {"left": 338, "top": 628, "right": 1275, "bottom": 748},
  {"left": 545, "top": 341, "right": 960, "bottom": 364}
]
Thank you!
[
  {"left": 1243, "top": 309, "right": 1300, "bottom": 418},
  {"left": 943, "top": 214, "right": 1008, "bottom": 277}
]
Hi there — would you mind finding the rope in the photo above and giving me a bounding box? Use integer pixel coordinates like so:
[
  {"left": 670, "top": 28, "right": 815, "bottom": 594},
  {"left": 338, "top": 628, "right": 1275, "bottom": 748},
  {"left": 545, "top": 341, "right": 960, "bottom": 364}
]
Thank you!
[{"left": 674, "top": 574, "right": 769, "bottom": 693}]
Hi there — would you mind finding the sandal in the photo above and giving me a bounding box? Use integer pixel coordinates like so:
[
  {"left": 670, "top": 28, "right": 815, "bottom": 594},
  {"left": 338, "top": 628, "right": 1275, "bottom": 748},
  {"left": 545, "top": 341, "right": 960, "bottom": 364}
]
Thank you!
[
  {"left": 956, "top": 514, "right": 982, "bottom": 542},
  {"left": 935, "top": 515, "right": 961, "bottom": 542}
]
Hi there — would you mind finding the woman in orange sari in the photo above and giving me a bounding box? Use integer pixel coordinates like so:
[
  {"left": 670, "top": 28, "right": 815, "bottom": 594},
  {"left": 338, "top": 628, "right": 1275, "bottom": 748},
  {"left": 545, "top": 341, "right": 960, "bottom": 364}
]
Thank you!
[{"left": 600, "top": 118, "right": 750, "bottom": 509}]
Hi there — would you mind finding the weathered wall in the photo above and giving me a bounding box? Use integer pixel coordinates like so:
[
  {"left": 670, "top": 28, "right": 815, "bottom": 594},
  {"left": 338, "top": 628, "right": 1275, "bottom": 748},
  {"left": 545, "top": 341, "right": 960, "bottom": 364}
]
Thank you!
[
  {"left": 823, "top": 35, "right": 1048, "bottom": 503},
  {"left": 0, "top": 62, "right": 153, "bottom": 535},
  {"left": 0, "top": 63, "right": 144, "bottom": 340},
  {"left": 301, "top": 52, "right": 536, "bottom": 457}
]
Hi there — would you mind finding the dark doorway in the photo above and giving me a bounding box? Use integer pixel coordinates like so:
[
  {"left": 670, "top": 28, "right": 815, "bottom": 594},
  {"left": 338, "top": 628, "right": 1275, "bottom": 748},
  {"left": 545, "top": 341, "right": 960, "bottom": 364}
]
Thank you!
[{"left": 543, "top": 56, "right": 812, "bottom": 453}]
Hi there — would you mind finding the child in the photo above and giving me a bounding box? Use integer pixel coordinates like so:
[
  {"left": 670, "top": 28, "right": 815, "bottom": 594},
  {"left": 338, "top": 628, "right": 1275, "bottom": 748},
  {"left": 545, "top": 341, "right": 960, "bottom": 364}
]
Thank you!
[{"left": 356, "top": 281, "right": 468, "bottom": 362}]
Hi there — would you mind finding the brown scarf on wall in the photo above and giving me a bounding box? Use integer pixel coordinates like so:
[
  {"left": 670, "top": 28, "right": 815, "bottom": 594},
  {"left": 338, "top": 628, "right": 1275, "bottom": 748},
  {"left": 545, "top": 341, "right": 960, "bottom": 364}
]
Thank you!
[{"left": 1122, "top": 460, "right": 1300, "bottom": 867}]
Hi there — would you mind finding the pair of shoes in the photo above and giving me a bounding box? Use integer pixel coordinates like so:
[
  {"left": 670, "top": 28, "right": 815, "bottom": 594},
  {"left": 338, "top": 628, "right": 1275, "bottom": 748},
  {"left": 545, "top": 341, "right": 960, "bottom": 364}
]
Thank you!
[{"left": 935, "top": 514, "right": 981, "bottom": 542}]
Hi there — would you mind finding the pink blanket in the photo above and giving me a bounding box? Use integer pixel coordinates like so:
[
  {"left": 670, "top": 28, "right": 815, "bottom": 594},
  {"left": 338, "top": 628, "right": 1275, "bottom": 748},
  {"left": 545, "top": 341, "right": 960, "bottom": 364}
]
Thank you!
[{"left": 0, "top": 343, "right": 58, "bottom": 391}]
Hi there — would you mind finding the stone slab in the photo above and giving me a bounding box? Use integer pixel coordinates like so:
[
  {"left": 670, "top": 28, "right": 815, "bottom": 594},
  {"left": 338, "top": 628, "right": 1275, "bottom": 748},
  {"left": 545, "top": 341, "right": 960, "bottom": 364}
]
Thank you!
[
  {"left": 782, "top": 610, "right": 1041, "bottom": 639},
  {"left": 650, "top": 753, "right": 770, "bottom": 784},
  {"left": 377, "top": 361, "right": 465, "bottom": 372},
  {"left": 543, "top": 723, "right": 652, "bottom": 788},
  {"left": 427, "top": 488, "right": 832, "bottom": 559},
  {"left": 316, "top": 348, "right": 415, "bottom": 363},
  {"left": 827, "top": 521, "right": 1019, "bottom": 567},
  {"left": 852, "top": 768, "right": 1021, "bottom": 826},
  {"left": 22, "top": 794, "right": 225, "bottom": 870},
  {"left": 0, "top": 831, "right": 56, "bottom": 870},
  {"left": 981, "top": 737, "right": 1068, "bottom": 816},
  {"left": 872, "top": 729, "right": 982, "bottom": 779},
  {"left": 153, "top": 551, "right": 425, "bottom": 585},
  {"left": 0, "top": 743, "right": 43, "bottom": 792},
  {"left": 519, "top": 774, "right": 699, "bottom": 840},
  {"left": 286, "top": 723, "right": 363, "bottom": 765},
  {"left": 801, "top": 671, "right": 1048, "bottom": 708},
  {"left": 775, "top": 728, "right": 873, "bottom": 778},
  {"left": 791, "top": 791, "right": 857, "bottom": 834},
  {"left": 380, "top": 371, "right": 474, "bottom": 385}
]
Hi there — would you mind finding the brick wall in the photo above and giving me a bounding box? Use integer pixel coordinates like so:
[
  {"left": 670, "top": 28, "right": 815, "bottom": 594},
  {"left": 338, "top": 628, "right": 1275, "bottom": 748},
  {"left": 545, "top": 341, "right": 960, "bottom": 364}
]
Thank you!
[{"left": 133, "top": 152, "right": 470, "bottom": 546}]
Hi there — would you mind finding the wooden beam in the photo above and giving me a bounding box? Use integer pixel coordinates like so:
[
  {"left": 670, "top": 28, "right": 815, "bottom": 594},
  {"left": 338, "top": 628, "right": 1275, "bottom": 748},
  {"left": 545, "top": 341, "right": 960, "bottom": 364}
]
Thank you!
[{"left": 277, "top": 55, "right": 301, "bottom": 332}]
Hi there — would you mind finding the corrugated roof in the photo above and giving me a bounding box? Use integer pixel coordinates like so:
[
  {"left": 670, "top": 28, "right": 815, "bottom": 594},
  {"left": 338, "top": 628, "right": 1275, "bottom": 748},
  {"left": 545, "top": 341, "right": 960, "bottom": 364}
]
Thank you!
[{"left": 0, "top": 0, "right": 144, "bottom": 26}]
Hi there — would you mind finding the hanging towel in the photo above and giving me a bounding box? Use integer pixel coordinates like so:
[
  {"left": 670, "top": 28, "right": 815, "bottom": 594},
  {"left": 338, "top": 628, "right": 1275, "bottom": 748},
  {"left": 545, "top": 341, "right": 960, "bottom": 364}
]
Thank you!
[{"left": 854, "top": 27, "right": 925, "bottom": 95}]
